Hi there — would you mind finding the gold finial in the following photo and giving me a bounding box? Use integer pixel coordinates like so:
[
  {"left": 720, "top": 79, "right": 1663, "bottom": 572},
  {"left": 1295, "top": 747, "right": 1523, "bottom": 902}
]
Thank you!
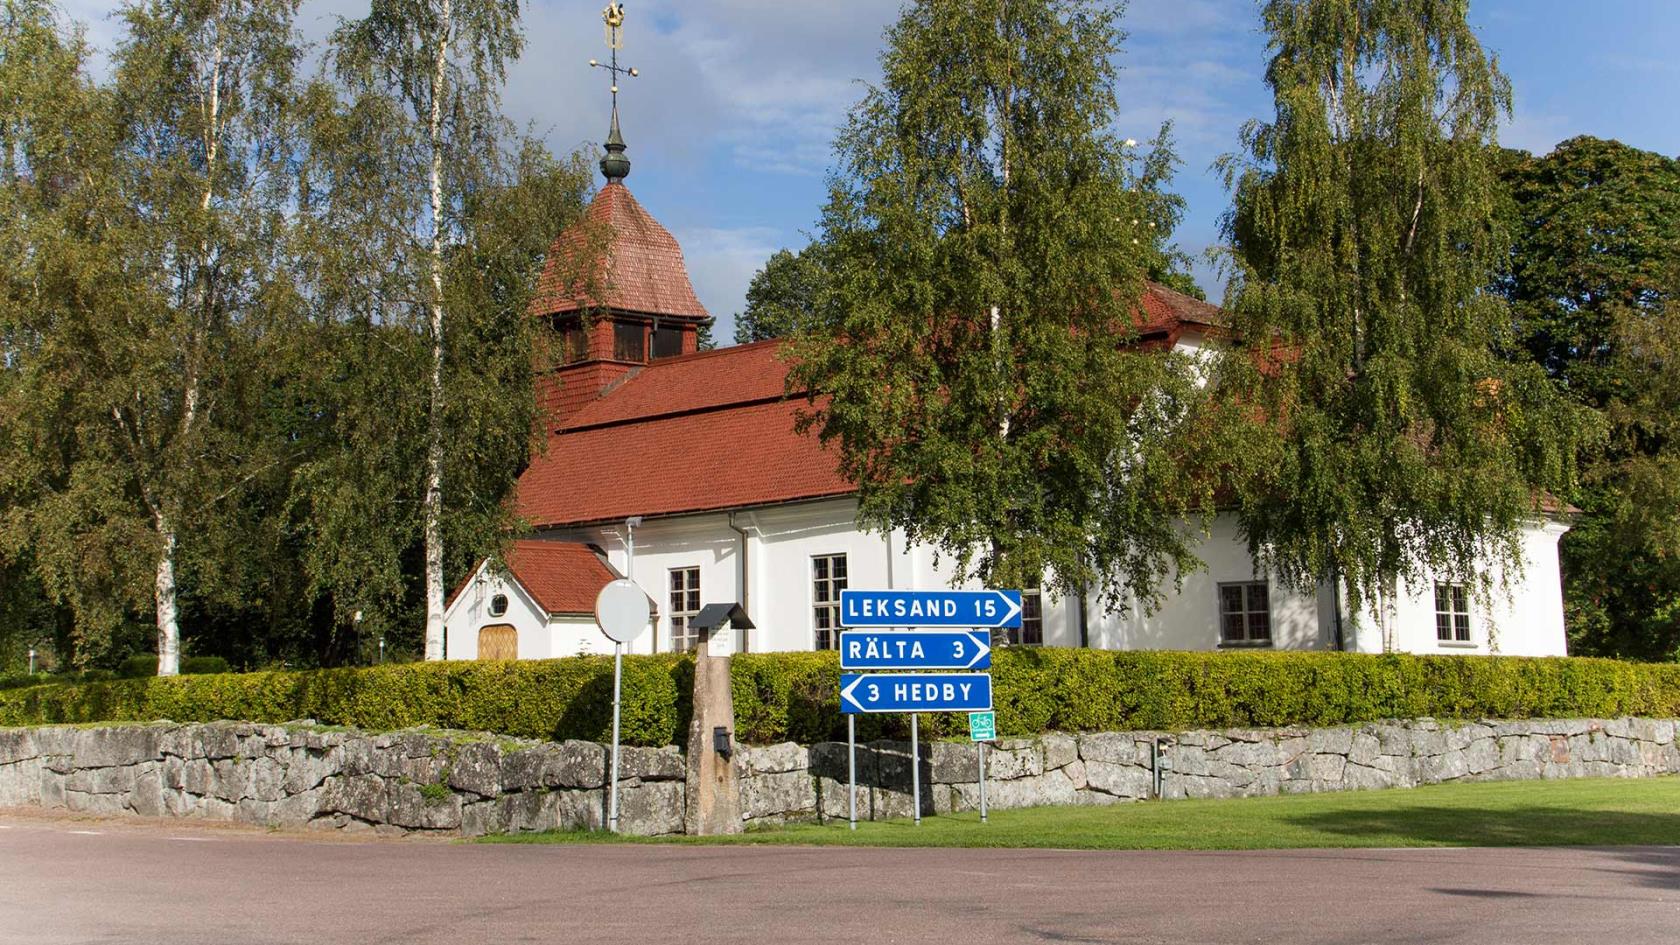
[
  {"left": 603, "top": 3, "right": 625, "bottom": 49},
  {"left": 592, "top": 3, "right": 638, "bottom": 111}
]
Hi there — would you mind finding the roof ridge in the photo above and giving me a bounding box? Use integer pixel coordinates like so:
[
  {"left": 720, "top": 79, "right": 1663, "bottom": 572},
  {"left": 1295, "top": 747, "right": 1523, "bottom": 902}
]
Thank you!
[{"left": 560, "top": 390, "right": 803, "bottom": 434}]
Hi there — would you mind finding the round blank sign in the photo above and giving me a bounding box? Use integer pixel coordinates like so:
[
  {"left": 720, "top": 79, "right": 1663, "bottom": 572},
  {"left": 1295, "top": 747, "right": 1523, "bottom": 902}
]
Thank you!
[{"left": 594, "top": 579, "right": 651, "bottom": 645}]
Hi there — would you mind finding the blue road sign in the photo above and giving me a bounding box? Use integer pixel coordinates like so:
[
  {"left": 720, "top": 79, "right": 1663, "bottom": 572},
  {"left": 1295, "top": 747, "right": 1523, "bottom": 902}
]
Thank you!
[
  {"left": 839, "top": 630, "right": 992, "bottom": 671},
  {"left": 840, "top": 672, "right": 994, "bottom": 714},
  {"left": 839, "top": 589, "right": 1022, "bottom": 628}
]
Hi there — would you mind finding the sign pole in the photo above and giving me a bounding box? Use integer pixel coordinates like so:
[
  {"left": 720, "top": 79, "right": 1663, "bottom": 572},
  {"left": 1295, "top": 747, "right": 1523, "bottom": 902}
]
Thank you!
[
  {"left": 608, "top": 640, "right": 623, "bottom": 832},
  {"left": 592, "top": 519, "right": 649, "bottom": 836},
  {"left": 847, "top": 715, "right": 857, "bottom": 831},
  {"left": 910, "top": 713, "right": 921, "bottom": 826},
  {"left": 978, "top": 740, "right": 988, "bottom": 823}
]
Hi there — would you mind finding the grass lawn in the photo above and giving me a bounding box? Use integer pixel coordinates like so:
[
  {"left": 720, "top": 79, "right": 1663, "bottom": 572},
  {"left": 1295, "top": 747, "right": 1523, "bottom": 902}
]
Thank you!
[{"left": 482, "top": 776, "right": 1680, "bottom": 851}]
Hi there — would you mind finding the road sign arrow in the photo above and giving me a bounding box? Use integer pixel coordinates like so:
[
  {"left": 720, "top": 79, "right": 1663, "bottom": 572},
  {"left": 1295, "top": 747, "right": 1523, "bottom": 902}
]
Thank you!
[
  {"left": 840, "top": 674, "right": 867, "bottom": 714},
  {"left": 964, "top": 631, "right": 991, "bottom": 669},
  {"left": 995, "top": 592, "right": 1022, "bottom": 628}
]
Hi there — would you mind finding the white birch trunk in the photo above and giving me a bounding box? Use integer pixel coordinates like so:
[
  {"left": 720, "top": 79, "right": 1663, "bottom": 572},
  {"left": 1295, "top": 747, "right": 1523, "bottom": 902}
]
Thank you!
[
  {"left": 422, "top": 0, "right": 453, "bottom": 661},
  {"left": 155, "top": 515, "right": 182, "bottom": 676},
  {"left": 150, "top": 22, "right": 223, "bottom": 678}
]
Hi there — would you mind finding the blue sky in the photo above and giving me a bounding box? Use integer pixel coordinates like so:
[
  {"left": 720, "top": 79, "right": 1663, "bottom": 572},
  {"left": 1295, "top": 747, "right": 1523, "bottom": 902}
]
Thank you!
[{"left": 64, "top": 1, "right": 1680, "bottom": 343}]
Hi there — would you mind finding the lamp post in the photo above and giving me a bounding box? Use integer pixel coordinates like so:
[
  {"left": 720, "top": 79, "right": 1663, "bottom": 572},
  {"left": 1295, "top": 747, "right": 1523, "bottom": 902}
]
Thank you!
[{"left": 28, "top": 648, "right": 36, "bottom": 675}]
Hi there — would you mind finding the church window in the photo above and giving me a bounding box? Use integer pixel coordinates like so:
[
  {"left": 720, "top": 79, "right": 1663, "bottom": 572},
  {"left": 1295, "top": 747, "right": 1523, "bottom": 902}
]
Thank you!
[
  {"left": 1435, "top": 583, "right": 1472, "bottom": 643},
  {"left": 613, "top": 321, "right": 645, "bottom": 362},
  {"left": 559, "top": 323, "right": 588, "bottom": 364},
  {"left": 1009, "top": 589, "right": 1043, "bottom": 646},
  {"left": 669, "top": 567, "right": 701, "bottom": 653},
  {"left": 651, "top": 323, "right": 684, "bottom": 359},
  {"left": 1218, "top": 582, "right": 1271, "bottom": 645},
  {"left": 812, "top": 554, "right": 848, "bottom": 650}
]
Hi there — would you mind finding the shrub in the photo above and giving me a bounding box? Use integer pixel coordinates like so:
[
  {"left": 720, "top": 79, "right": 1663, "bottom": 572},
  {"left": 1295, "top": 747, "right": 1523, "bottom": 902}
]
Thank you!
[
  {"left": 1, "top": 649, "right": 1677, "bottom": 746},
  {"left": 118, "top": 655, "right": 233, "bottom": 678}
]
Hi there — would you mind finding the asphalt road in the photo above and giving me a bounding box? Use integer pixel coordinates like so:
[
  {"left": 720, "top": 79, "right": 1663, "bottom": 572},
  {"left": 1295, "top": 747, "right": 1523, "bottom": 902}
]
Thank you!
[{"left": 2, "top": 813, "right": 1677, "bottom": 945}]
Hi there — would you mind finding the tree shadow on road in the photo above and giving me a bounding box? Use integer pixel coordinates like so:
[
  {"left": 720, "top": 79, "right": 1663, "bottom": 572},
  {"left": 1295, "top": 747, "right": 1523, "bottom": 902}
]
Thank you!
[{"left": 1284, "top": 805, "right": 1680, "bottom": 890}]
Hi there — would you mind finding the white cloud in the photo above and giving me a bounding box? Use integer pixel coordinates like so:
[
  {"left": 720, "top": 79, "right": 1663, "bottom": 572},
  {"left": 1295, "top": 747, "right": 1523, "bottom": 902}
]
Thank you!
[{"left": 672, "top": 224, "right": 788, "bottom": 341}]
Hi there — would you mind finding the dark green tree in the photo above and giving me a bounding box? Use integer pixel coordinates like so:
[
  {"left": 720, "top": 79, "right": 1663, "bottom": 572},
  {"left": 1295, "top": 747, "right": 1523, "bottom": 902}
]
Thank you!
[
  {"left": 735, "top": 246, "right": 825, "bottom": 344},
  {"left": 1498, "top": 136, "right": 1680, "bottom": 406},
  {"left": 791, "top": 0, "right": 1224, "bottom": 605},
  {"left": 1496, "top": 137, "right": 1680, "bottom": 658},
  {"left": 1216, "top": 0, "right": 1585, "bottom": 648},
  {"left": 1564, "top": 272, "right": 1680, "bottom": 660}
]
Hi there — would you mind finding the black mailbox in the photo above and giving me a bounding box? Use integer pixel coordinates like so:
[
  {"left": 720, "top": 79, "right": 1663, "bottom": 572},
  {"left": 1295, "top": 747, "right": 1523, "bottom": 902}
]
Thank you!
[{"left": 712, "top": 726, "right": 733, "bottom": 759}]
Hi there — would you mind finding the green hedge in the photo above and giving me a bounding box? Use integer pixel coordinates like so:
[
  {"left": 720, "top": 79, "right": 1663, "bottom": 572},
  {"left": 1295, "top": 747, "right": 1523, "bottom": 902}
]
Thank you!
[
  {"left": 2, "top": 650, "right": 1678, "bottom": 747},
  {"left": 118, "top": 655, "right": 233, "bottom": 678}
]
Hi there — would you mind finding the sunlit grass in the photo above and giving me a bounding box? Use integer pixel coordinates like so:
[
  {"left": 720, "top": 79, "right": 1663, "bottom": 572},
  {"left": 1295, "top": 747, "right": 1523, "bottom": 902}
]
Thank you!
[{"left": 482, "top": 776, "right": 1680, "bottom": 850}]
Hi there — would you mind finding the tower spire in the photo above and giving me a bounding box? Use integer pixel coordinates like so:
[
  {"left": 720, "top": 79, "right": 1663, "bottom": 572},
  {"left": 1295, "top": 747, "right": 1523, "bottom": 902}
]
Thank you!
[{"left": 590, "top": 4, "right": 637, "bottom": 183}]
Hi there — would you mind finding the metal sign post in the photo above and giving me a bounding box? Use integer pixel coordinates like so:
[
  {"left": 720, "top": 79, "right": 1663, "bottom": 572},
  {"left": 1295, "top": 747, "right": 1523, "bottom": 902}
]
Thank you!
[
  {"left": 910, "top": 713, "right": 921, "bottom": 825},
  {"left": 847, "top": 715, "right": 857, "bottom": 831},
  {"left": 969, "top": 710, "right": 995, "bottom": 823},
  {"left": 608, "top": 640, "right": 624, "bottom": 831},
  {"left": 594, "top": 525, "right": 649, "bottom": 834}
]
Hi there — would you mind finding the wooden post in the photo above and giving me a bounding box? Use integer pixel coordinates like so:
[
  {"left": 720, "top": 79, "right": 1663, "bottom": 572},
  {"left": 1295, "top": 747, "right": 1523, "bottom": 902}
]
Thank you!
[{"left": 684, "top": 626, "right": 742, "bottom": 835}]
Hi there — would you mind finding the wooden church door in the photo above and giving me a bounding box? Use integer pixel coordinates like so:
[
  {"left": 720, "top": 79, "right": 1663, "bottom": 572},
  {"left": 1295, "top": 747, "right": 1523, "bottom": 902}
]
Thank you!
[{"left": 477, "top": 624, "right": 518, "bottom": 660}]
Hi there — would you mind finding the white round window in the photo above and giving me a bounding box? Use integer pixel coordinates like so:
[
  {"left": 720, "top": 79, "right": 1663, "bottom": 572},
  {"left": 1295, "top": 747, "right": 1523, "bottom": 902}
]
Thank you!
[{"left": 488, "top": 594, "right": 509, "bottom": 618}]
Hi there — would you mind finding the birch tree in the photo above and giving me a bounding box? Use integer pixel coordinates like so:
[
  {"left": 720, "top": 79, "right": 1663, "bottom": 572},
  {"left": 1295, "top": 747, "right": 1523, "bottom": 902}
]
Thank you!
[
  {"left": 332, "top": 0, "right": 523, "bottom": 660},
  {"left": 1215, "top": 0, "right": 1586, "bottom": 644},
  {"left": 791, "top": 0, "right": 1226, "bottom": 606},
  {"left": 0, "top": 0, "right": 305, "bottom": 672}
]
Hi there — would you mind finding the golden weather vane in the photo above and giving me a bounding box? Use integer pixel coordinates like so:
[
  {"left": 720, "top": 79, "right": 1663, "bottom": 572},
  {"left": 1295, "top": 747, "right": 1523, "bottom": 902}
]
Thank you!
[
  {"left": 589, "top": 4, "right": 637, "bottom": 182},
  {"left": 589, "top": 4, "right": 638, "bottom": 111}
]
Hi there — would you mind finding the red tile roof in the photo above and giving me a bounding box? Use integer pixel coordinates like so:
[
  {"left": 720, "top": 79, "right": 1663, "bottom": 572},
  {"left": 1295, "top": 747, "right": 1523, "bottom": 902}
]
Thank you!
[
  {"left": 559, "top": 340, "right": 790, "bottom": 431},
  {"left": 518, "top": 379, "right": 853, "bottom": 527},
  {"left": 1136, "top": 282, "right": 1229, "bottom": 338},
  {"left": 516, "top": 283, "right": 1230, "bottom": 527},
  {"left": 530, "top": 182, "right": 710, "bottom": 320},
  {"left": 501, "top": 540, "right": 618, "bottom": 615}
]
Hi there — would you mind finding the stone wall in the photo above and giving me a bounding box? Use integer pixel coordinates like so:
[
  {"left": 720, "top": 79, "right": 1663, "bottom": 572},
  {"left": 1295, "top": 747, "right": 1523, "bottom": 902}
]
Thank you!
[
  {"left": 736, "top": 717, "right": 1680, "bottom": 824},
  {"left": 0, "top": 723, "right": 686, "bottom": 836},
  {"left": 3, "top": 717, "right": 1676, "bottom": 835}
]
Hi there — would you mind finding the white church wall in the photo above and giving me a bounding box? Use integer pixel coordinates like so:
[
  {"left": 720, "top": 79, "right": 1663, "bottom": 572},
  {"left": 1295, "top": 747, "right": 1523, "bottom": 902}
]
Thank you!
[
  {"left": 1382, "top": 520, "right": 1571, "bottom": 657},
  {"left": 535, "top": 504, "right": 1570, "bottom": 660},
  {"left": 443, "top": 563, "right": 552, "bottom": 660},
  {"left": 1081, "top": 514, "right": 1327, "bottom": 652}
]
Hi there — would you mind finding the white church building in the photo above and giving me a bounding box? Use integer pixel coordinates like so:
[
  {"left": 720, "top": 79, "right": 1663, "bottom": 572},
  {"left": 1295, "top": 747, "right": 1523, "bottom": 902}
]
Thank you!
[{"left": 445, "top": 143, "right": 1572, "bottom": 663}]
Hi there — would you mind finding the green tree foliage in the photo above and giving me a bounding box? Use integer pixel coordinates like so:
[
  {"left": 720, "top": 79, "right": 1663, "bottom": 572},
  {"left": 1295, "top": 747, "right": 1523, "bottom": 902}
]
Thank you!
[
  {"left": 330, "top": 0, "right": 527, "bottom": 661},
  {"left": 0, "top": 0, "right": 309, "bottom": 673},
  {"left": 0, "top": 1, "right": 589, "bottom": 670},
  {"left": 1216, "top": 0, "right": 1585, "bottom": 645},
  {"left": 1498, "top": 136, "right": 1680, "bottom": 406},
  {"left": 1493, "top": 137, "right": 1679, "bottom": 658},
  {"left": 1555, "top": 265, "right": 1680, "bottom": 659},
  {"left": 1127, "top": 121, "right": 1203, "bottom": 300},
  {"left": 734, "top": 246, "right": 825, "bottom": 344},
  {"left": 790, "top": 0, "right": 1223, "bottom": 606}
]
